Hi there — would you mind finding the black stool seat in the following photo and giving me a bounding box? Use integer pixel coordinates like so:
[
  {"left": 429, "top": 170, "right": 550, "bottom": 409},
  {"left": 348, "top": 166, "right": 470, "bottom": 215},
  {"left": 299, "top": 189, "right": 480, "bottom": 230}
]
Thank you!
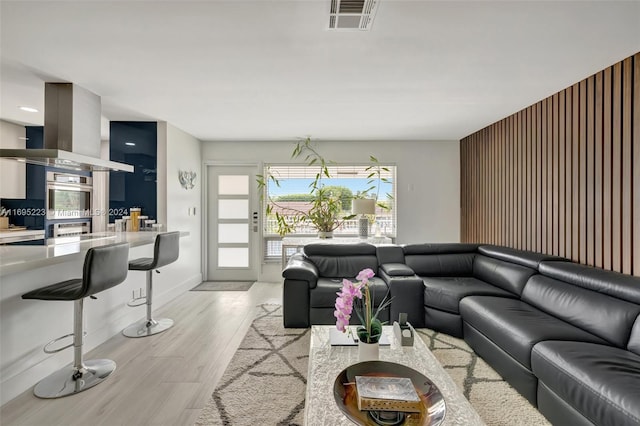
[
  {"left": 129, "top": 258, "right": 154, "bottom": 270},
  {"left": 23, "top": 279, "right": 84, "bottom": 301},
  {"left": 128, "top": 231, "right": 179, "bottom": 271},
  {"left": 23, "top": 242, "right": 130, "bottom": 302},
  {"left": 21, "top": 242, "right": 130, "bottom": 398},
  {"left": 123, "top": 231, "right": 180, "bottom": 338}
]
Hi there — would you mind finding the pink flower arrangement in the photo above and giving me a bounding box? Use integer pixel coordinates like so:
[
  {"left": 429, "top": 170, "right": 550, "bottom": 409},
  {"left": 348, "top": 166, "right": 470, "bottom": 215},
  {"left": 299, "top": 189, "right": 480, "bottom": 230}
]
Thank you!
[
  {"left": 334, "top": 268, "right": 391, "bottom": 343},
  {"left": 334, "top": 274, "right": 366, "bottom": 332}
]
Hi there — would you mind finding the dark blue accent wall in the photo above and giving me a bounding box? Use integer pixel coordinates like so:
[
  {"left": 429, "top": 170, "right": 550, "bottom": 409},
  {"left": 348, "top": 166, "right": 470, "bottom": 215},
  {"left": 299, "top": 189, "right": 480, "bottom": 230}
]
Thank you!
[
  {"left": 26, "top": 126, "right": 45, "bottom": 201},
  {"left": 109, "top": 122, "right": 157, "bottom": 222}
]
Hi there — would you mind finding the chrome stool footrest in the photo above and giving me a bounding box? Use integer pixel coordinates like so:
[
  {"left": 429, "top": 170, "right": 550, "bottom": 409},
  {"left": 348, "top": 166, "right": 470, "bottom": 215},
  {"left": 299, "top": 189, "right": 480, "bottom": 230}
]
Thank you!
[
  {"left": 43, "top": 333, "right": 73, "bottom": 354},
  {"left": 42, "top": 331, "right": 87, "bottom": 354},
  {"left": 43, "top": 331, "right": 88, "bottom": 354},
  {"left": 126, "top": 296, "right": 147, "bottom": 307}
]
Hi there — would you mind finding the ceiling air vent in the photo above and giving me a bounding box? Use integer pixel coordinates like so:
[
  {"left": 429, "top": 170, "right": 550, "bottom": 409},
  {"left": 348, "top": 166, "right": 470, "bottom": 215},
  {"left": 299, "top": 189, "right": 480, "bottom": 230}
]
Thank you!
[{"left": 328, "top": 0, "right": 379, "bottom": 31}]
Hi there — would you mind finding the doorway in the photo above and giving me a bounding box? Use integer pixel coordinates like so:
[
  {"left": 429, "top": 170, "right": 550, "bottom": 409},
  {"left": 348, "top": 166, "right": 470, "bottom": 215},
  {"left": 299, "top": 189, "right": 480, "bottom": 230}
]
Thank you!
[{"left": 206, "top": 165, "right": 259, "bottom": 282}]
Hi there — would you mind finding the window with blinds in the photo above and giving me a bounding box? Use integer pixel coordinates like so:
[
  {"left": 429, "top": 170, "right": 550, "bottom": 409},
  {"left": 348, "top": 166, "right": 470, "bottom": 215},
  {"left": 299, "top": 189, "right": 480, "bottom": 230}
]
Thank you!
[{"left": 262, "top": 163, "right": 396, "bottom": 261}]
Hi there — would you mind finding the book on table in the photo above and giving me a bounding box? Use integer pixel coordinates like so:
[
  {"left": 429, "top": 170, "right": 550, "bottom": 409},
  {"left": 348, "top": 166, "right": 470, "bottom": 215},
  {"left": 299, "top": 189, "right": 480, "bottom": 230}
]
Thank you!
[{"left": 355, "top": 376, "right": 421, "bottom": 413}]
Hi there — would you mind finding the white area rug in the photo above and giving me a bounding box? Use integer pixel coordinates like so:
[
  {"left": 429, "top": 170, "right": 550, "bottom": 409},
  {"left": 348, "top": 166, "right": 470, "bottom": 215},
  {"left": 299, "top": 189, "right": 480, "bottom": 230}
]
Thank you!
[
  {"left": 196, "top": 305, "right": 308, "bottom": 426},
  {"left": 416, "top": 329, "right": 550, "bottom": 426},
  {"left": 196, "top": 306, "right": 549, "bottom": 425}
]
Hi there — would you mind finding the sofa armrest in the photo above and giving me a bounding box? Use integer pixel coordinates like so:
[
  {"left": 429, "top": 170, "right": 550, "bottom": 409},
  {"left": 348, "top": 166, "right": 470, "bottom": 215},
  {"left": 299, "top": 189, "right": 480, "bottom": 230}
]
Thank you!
[
  {"left": 380, "top": 263, "right": 415, "bottom": 277},
  {"left": 378, "top": 269, "right": 425, "bottom": 328},
  {"left": 283, "top": 253, "right": 319, "bottom": 287},
  {"left": 282, "top": 253, "right": 318, "bottom": 328}
]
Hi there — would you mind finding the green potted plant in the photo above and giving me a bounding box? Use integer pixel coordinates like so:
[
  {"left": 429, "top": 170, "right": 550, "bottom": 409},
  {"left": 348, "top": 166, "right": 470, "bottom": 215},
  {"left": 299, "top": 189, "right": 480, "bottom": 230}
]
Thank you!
[
  {"left": 257, "top": 138, "right": 391, "bottom": 238},
  {"left": 305, "top": 187, "right": 345, "bottom": 238},
  {"left": 257, "top": 138, "right": 353, "bottom": 238}
]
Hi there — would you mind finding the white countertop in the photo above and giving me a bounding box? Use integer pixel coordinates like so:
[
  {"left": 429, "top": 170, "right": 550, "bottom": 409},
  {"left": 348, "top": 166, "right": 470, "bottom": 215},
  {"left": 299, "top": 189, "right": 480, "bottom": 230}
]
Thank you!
[
  {"left": 0, "top": 229, "right": 46, "bottom": 244},
  {"left": 0, "top": 231, "right": 188, "bottom": 277},
  {"left": 0, "top": 229, "right": 45, "bottom": 238}
]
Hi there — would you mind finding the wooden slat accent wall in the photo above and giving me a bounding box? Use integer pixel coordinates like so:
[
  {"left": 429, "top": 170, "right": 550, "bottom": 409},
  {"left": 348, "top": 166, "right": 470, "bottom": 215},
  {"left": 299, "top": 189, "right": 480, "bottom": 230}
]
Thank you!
[{"left": 460, "top": 52, "right": 640, "bottom": 277}]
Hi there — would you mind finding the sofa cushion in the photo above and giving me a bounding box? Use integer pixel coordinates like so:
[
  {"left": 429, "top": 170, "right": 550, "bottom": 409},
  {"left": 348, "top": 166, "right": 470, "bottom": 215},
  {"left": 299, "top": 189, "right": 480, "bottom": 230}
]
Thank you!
[
  {"left": 310, "top": 277, "right": 388, "bottom": 308},
  {"left": 460, "top": 296, "right": 607, "bottom": 369},
  {"left": 522, "top": 275, "right": 640, "bottom": 348},
  {"left": 473, "top": 254, "right": 536, "bottom": 296},
  {"left": 539, "top": 261, "right": 640, "bottom": 304},
  {"left": 304, "top": 243, "right": 377, "bottom": 257},
  {"left": 403, "top": 243, "right": 480, "bottom": 255},
  {"left": 422, "top": 276, "right": 515, "bottom": 314},
  {"left": 402, "top": 243, "right": 477, "bottom": 277},
  {"left": 304, "top": 243, "right": 378, "bottom": 278},
  {"left": 376, "top": 245, "right": 405, "bottom": 265},
  {"left": 478, "top": 245, "right": 566, "bottom": 269},
  {"left": 380, "top": 263, "right": 414, "bottom": 277},
  {"left": 532, "top": 341, "right": 640, "bottom": 426},
  {"left": 405, "top": 253, "right": 475, "bottom": 277}
]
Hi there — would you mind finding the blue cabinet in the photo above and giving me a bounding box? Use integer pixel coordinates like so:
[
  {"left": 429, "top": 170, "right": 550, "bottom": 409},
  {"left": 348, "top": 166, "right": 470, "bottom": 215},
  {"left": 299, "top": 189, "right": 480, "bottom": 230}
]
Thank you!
[
  {"left": 109, "top": 122, "right": 157, "bottom": 222},
  {"left": 25, "top": 126, "right": 46, "bottom": 201}
]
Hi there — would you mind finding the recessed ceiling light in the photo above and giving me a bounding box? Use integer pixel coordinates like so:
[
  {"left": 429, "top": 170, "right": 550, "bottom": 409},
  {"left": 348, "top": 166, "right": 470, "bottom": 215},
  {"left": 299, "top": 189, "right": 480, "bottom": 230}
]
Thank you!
[
  {"left": 19, "top": 106, "right": 39, "bottom": 113},
  {"left": 125, "top": 142, "right": 136, "bottom": 146}
]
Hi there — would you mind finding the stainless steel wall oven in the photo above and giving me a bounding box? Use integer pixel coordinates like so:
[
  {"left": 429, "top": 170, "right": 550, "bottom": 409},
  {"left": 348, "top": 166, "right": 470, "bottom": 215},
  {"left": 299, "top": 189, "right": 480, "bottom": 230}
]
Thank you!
[{"left": 46, "top": 172, "right": 93, "bottom": 219}]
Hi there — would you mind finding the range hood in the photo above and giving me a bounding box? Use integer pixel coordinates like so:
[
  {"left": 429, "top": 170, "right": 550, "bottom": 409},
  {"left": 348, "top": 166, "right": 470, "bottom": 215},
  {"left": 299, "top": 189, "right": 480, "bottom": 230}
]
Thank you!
[{"left": 0, "top": 83, "right": 134, "bottom": 172}]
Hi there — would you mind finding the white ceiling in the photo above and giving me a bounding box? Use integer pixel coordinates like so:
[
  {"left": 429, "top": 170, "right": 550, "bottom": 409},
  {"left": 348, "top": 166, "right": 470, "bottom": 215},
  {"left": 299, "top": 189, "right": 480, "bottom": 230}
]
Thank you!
[{"left": 1, "top": 1, "right": 639, "bottom": 142}]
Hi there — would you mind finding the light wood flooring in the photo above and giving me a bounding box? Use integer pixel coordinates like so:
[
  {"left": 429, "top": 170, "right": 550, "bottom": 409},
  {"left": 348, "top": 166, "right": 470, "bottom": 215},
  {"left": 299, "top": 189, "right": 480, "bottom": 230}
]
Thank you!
[{"left": 0, "top": 281, "right": 282, "bottom": 426}]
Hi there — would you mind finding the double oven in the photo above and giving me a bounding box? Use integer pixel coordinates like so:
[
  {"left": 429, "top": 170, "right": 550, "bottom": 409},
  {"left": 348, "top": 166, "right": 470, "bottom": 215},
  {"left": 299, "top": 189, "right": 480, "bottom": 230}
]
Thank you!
[{"left": 46, "top": 171, "right": 93, "bottom": 237}]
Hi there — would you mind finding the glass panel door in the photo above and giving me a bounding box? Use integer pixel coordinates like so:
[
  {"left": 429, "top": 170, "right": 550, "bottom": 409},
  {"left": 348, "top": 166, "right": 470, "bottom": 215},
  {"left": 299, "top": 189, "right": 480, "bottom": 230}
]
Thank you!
[{"left": 207, "top": 165, "right": 259, "bottom": 281}]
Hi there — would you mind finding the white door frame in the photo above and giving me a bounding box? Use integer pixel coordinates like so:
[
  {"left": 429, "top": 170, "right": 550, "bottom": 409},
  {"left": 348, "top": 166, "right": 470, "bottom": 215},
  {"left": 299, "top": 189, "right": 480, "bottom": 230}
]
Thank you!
[{"left": 201, "top": 161, "right": 261, "bottom": 281}]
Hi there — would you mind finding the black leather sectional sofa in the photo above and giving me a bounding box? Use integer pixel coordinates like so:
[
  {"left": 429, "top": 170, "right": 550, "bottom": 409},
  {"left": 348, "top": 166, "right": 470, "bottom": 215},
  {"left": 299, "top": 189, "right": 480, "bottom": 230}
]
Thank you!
[{"left": 282, "top": 242, "right": 640, "bottom": 426}]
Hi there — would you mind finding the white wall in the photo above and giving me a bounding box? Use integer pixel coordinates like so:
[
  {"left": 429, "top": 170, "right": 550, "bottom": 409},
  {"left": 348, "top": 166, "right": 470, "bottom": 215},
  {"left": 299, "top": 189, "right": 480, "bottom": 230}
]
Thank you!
[
  {"left": 201, "top": 140, "right": 460, "bottom": 281},
  {"left": 0, "top": 120, "right": 26, "bottom": 199},
  {"left": 91, "top": 139, "right": 110, "bottom": 233},
  {"left": 157, "top": 122, "right": 202, "bottom": 292}
]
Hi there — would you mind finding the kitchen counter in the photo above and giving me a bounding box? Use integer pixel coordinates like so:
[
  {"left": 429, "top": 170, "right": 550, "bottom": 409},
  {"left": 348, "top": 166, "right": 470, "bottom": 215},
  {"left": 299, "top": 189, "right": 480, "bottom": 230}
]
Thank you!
[
  {"left": 0, "top": 231, "right": 187, "bottom": 277},
  {"left": 0, "top": 229, "right": 45, "bottom": 245},
  {"left": 0, "top": 229, "right": 197, "bottom": 405}
]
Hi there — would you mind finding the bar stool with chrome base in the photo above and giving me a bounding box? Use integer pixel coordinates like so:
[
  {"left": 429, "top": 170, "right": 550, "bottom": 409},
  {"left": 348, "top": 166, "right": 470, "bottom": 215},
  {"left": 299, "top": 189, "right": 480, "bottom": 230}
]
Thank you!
[
  {"left": 21, "top": 242, "right": 130, "bottom": 398},
  {"left": 123, "top": 231, "right": 180, "bottom": 338}
]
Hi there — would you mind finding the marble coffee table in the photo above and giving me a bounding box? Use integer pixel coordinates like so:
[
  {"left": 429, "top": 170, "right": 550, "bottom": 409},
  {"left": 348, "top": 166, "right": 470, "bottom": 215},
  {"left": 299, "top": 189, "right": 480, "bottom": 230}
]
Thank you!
[{"left": 304, "top": 325, "right": 485, "bottom": 425}]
